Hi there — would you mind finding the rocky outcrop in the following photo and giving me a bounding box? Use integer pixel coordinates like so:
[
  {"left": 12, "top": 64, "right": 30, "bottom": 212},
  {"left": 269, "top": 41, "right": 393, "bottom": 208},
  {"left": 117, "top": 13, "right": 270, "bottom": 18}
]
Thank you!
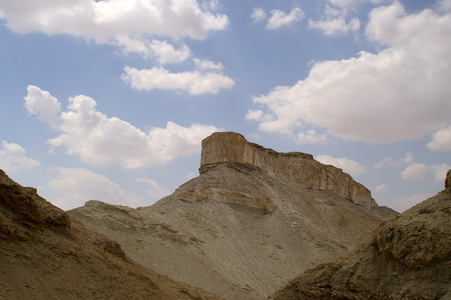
[
  {"left": 70, "top": 132, "right": 396, "bottom": 300},
  {"left": 446, "top": 169, "right": 451, "bottom": 189},
  {"left": 201, "top": 132, "right": 375, "bottom": 208},
  {"left": 269, "top": 170, "right": 451, "bottom": 300},
  {"left": 0, "top": 169, "right": 223, "bottom": 300}
]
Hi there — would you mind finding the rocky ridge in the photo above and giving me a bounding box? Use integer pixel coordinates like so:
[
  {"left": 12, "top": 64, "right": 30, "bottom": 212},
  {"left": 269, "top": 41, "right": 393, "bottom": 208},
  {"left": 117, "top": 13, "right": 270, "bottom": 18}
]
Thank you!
[
  {"left": 0, "top": 169, "right": 222, "bottom": 300},
  {"left": 269, "top": 169, "right": 451, "bottom": 300},
  {"left": 70, "top": 132, "right": 396, "bottom": 300},
  {"left": 201, "top": 132, "right": 375, "bottom": 208}
]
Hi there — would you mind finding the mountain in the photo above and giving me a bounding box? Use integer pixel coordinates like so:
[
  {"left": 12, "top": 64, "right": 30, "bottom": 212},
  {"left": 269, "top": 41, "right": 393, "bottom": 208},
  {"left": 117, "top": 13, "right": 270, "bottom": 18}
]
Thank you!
[
  {"left": 0, "top": 169, "right": 222, "bottom": 300},
  {"left": 69, "top": 132, "right": 397, "bottom": 300},
  {"left": 269, "top": 170, "right": 451, "bottom": 300}
]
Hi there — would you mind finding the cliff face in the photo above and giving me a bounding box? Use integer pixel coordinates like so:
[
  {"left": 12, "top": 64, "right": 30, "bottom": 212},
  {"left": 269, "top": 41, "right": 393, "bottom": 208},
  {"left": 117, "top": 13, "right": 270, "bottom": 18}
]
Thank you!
[
  {"left": 70, "top": 132, "right": 395, "bottom": 300},
  {"left": 0, "top": 169, "right": 223, "bottom": 300},
  {"left": 201, "top": 132, "right": 375, "bottom": 208},
  {"left": 269, "top": 170, "right": 451, "bottom": 300}
]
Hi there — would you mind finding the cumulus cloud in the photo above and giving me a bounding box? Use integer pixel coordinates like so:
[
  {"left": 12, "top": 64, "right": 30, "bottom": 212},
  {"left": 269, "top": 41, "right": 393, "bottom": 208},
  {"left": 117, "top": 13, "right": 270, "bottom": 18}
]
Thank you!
[
  {"left": 44, "top": 168, "right": 141, "bottom": 210},
  {"left": 375, "top": 184, "right": 389, "bottom": 193},
  {"left": 0, "top": 0, "right": 228, "bottom": 58},
  {"left": 23, "top": 86, "right": 61, "bottom": 127},
  {"left": 374, "top": 151, "right": 414, "bottom": 168},
  {"left": 296, "top": 130, "right": 328, "bottom": 145},
  {"left": 309, "top": 4, "right": 360, "bottom": 35},
  {"left": 376, "top": 151, "right": 449, "bottom": 184},
  {"left": 251, "top": 8, "right": 267, "bottom": 23},
  {"left": 248, "top": 2, "right": 451, "bottom": 143},
  {"left": 430, "top": 163, "right": 451, "bottom": 183},
  {"left": 23, "top": 85, "right": 218, "bottom": 168},
  {"left": 315, "top": 154, "right": 366, "bottom": 177},
  {"left": 122, "top": 66, "right": 235, "bottom": 95},
  {"left": 427, "top": 124, "right": 451, "bottom": 151},
  {"left": 137, "top": 177, "right": 170, "bottom": 200},
  {"left": 267, "top": 7, "right": 305, "bottom": 29},
  {"left": 147, "top": 40, "right": 191, "bottom": 65},
  {"left": 193, "top": 58, "right": 224, "bottom": 71},
  {"left": 0, "top": 141, "right": 40, "bottom": 173},
  {"left": 394, "top": 193, "right": 430, "bottom": 212},
  {"left": 401, "top": 163, "right": 430, "bottom": 181}
]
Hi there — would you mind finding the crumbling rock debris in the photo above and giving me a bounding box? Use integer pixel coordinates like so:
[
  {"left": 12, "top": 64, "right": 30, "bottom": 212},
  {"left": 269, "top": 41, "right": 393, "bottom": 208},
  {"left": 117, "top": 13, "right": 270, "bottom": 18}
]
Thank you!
[{"left": 269, "top": 170, "right": 451, "bottom": 300}]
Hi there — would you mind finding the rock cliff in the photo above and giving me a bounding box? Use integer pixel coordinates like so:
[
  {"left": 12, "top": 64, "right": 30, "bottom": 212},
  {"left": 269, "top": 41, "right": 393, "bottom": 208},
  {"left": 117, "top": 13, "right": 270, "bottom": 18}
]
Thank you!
[
  {"left": 70, "top": 132, "right": 396, "bottom": 300},
  {"left": 201, "top": 132, "right": 375, "bottom": 208},
  {"left": 0, "top": 169, "right": 222, "bottom": 300},
  {"left": 269, "top": 170, "right": 451, "bottom": 300}
]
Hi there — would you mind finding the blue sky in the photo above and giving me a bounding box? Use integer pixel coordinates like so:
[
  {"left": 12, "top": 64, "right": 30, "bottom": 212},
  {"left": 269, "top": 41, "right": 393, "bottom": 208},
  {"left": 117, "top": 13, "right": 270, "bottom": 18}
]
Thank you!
[{"left": 0, "top": 0, "right": 450, "bottom": 212}]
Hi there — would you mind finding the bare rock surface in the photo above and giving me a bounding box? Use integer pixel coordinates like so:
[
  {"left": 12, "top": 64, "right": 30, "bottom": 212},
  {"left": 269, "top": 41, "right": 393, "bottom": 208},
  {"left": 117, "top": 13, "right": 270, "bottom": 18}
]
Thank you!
[
  {"left": 269, "top": 170, "right": 451, "bottom": 300},
  {"left": 0, "top": 169, "right": 223, "bottom": 300},
  {"left": 70, "top": 132, "right": 396, "bottom": 300}
]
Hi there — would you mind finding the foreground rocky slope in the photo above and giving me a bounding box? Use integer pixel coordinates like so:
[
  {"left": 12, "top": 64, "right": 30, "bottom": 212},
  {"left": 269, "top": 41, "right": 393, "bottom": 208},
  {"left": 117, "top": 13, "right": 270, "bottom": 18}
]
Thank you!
[
  {"left": 70, "top": 132, "right": 397, "bottom": 300},
  {"left": 269, "top": 170, "right": 451, "bottom": 300},
  {"left": 0, "top": 170, "right": 222, "bottom": 300}
]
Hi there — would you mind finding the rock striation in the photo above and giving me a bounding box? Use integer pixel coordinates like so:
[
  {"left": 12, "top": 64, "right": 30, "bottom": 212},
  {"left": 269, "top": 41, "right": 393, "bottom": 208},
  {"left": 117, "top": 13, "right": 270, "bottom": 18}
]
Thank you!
[
  {"left": 201, "top": 132, "right": 375, "bottom": 208},
  {"left": 269, "top": 169, "right": 451, "bottom": 300},
  {"left": 0, "top": 169, "right": 223, "bottom": 300},
  {"left": 70, "top": 132, "right": 396, "bottom": 300}
]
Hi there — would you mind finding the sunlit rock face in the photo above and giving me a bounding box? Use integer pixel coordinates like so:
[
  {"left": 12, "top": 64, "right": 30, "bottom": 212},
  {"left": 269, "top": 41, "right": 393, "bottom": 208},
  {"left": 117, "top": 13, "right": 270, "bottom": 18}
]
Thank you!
[
  {"left": 201, "top": 132, "right": 376, "bottom": 208},
  {"left": 70, "top": 132, "right": 396, "bottom": 300}
]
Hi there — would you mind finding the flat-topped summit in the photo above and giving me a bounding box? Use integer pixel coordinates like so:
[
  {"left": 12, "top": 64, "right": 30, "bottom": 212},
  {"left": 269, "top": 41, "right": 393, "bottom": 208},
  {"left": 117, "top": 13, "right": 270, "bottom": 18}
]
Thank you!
[{"left": 201, "top": 132, "right": 376, "bottom": 208}]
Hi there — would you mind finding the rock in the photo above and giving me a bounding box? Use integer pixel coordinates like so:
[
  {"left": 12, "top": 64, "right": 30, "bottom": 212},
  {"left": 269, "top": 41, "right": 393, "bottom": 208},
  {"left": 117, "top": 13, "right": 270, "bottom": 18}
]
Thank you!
[
  {"left": 0, "top": 169, "right": 224, "bottom": 300},
  {"left": 201, "top": 132, "right": 375, "bottom": 208},
  {"left": 70, "top": 132, "right": 396, "bottom": 300},
  {"left": 268, "top": 170, "right": 451, "bottom": 300},
  {"left": 0, "top": 169, "right": 70, "bottom": 231},
  {"left": 446, "top": 169, "right": 451, "bottom": 189}
]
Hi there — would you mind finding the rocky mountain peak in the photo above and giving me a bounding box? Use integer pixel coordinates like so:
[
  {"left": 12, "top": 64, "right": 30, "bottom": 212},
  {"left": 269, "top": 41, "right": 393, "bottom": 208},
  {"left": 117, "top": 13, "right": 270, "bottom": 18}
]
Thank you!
[{"left": 200, "top": 132, "right": 376, "bottom": 208}]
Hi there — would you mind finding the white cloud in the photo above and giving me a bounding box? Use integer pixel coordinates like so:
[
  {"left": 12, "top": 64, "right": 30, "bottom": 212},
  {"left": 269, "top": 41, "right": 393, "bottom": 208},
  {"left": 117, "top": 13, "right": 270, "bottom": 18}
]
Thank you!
[
  {"left": 430, "top": 163, "right": 451, "bottom": 183},
  {"left": 137, "top": 178, "right": 170, "bottom": 200},
  {"left": 374, "top": 151, "right": 415, "bottom": 168},
  {"left": 436, "top": 0, "right": 451, "bottom": 12},
  {"left": 315, "top": 154, "right": 366, "bottom": 177},
  {"left": 23, "top": 85, "right": 61, "bottom": 127},
  {"left": 44, "top": 168, "right": 141, "bottom": 210},
  {"left": 23, "top": 85, "right": 218, "bottom": 168},
  {"left": 401, "top": 163, "right": 430, "bottom": 181},
  {"left": 0, "top": 141, "right": 40, "bottom": 173},
  {"left": 427, "top": 124, "right": 451, "bottom": 151},
  {"left": 309, "top": 16, "right": 360, "bottom": 35},
  {"left": 375, "top": 184, "right": 389, "bottom": 193},
  {"left": 267, "top": 7, "right": 305, "bottom": 29},
  {"left": 251, "top": 8, "right": 267, "bottom": 23},
  {"left": 248, "top": 2, "right": 451, "bottom": 143},
  {"left": 394, "top": 193, "right": 430, "bottom": 212},
  {"left": 0, "top": 0, "right": 229, "bottom": 58},
  {"left": 309, "top": 4, "right": 360, "bottom": 36},
  {"left": 147, "top": 40, "right": 191, "bottom": 65},
  {"left": 122, "top": 66, "right": 235, "bottom": 95},
  {"left": 296, "top": 130, "right": 328, "bottom": 145},
  {"left": 193, "top": 58, "right": 224, "bottom": 70}
]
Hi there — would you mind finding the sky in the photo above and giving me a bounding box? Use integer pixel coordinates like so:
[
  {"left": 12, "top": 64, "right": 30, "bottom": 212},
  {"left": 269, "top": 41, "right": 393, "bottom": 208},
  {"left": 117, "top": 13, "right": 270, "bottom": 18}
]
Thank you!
[{"left": 0, "top": 0, "right": 450, "bottom": 212}]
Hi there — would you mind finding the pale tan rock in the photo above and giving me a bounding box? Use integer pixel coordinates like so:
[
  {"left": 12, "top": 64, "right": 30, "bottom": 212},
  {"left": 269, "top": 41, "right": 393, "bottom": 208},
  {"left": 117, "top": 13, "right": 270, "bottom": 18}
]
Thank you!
[
  {"left": 201, "top": 132, "right": 375, "bottom": 208},
  {"left": 0, "top": 169, "right": 223, "bottom": 300},
  {"left": 70, "top": 132, "right": 397, "bottom": 300},
  {"left": 269, "top": 172, "right": 451, "bottom": 300}
]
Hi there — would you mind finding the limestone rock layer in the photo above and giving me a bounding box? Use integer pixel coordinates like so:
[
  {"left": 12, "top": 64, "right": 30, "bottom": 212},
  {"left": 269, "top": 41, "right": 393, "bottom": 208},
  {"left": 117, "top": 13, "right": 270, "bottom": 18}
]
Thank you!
[
  {"left": 201, "top": 132, "right": 375, "bottom": 207},
  {"left": 70, "top": 132, "right": 396, "bottom": 300}
]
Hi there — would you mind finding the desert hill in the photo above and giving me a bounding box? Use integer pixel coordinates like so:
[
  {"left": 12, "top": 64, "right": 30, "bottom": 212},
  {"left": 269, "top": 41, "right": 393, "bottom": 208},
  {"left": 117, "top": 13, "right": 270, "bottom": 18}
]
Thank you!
[
  {"left": 70, "top": 132, "right": 397, "bottom": 300},
  {"left": 0, "top": 169, "right": 222, "bottom": 300},
  {"left": 269, "top": 170, "right": 451, "bottom": 300}
]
